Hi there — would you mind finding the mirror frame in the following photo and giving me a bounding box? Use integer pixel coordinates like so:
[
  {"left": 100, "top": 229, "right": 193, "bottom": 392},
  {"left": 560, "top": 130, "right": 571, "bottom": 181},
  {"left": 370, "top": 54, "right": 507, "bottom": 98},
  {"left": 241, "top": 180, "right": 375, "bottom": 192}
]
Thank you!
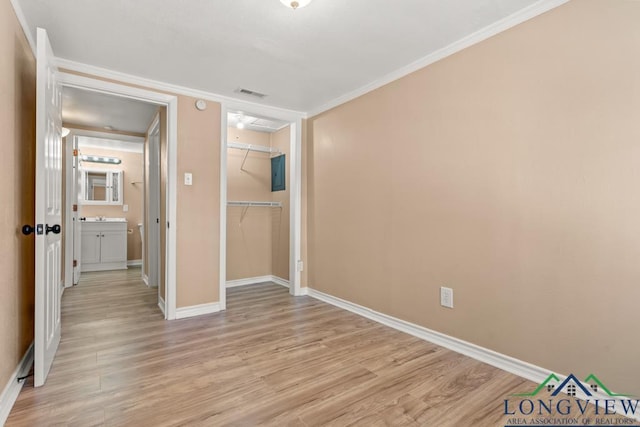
[{"left": 81, "top": 168, "right": 124, "bottom": 205}]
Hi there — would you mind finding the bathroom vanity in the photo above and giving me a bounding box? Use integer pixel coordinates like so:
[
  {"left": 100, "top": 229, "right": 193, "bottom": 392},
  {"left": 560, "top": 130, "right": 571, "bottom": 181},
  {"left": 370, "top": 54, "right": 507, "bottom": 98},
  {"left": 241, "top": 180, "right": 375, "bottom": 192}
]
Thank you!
[{"left": 81, "top": 218, "right": 128, "bottom": 272}]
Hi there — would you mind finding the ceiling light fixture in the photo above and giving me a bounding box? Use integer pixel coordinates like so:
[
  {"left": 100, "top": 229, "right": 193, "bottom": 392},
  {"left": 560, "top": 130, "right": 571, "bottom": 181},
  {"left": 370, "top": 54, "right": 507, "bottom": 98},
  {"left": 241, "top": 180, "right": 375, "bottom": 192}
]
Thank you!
[{"left": 280, "top": 0, "right": 312, "bottom": 10}]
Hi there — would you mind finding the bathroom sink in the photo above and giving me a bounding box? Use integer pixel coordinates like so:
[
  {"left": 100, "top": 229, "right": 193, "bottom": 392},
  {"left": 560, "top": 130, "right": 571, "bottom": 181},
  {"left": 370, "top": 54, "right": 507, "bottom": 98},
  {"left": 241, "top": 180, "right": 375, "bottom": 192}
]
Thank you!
[{"left": 85, "top": 217, "right": 127, "bottom": 222}]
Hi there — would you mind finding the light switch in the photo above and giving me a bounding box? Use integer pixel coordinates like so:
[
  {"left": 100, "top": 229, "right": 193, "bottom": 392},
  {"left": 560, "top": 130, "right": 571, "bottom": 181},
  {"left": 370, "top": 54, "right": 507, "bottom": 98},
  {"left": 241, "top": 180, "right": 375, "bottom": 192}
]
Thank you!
[
  {"left": 184, "top": 173, "right": 193, "bottom": 186},
  {"left": 123, "top": 204, "right": 129, "bottom": 212}
]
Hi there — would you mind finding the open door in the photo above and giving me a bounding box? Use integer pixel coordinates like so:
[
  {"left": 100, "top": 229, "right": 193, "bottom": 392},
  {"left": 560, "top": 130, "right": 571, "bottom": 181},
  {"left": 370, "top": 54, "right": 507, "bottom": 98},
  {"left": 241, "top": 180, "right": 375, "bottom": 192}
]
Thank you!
[{"left": 34, "top": 27, "right": 63, "bottom": 387}]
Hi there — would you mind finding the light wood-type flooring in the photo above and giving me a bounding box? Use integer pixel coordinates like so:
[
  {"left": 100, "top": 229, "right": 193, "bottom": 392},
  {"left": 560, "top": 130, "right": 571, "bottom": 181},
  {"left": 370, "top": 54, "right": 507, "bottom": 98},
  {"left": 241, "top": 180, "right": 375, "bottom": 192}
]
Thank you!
[{"left": 7, "top": 268, "right": 635, "bottom": 426}]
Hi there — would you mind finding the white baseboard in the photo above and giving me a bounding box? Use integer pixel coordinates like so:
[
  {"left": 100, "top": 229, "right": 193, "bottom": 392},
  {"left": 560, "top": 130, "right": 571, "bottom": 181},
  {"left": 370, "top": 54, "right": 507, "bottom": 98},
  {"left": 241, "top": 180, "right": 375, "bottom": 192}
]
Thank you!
[
  {"left": 175, "top": 302, "right": 221, "bottom": 320},
  {"left": 226, "top": 275, "right": 273, "bottom": 288},
  {"left": 306, "top": 288, "right": 640, "bottom": 421},
  {"left": 158, "top": 295, "right": 166, "bottom": 316},
  {"left": 0, "top": 343, "right": 34, "bottom": 425},
  {"left": 298, "top": 287, "right": 309, "bottom": 296},
  {"left": 226, "top": 275, "right": 290, "bottom": 289},
  {"left": 270, "top": 276, "right": 290, "bottom": 289},
  {"left": 127, "top": 259, "right": 142, "bottom": 267},
  {"left": 142, "top": 274, "right": 149, "bottom": 286}
]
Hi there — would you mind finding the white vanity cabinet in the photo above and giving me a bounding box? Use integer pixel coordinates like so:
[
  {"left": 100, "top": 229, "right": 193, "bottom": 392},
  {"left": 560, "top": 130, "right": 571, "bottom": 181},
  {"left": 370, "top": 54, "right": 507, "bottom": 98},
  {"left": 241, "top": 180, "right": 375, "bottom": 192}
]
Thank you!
[{"left": 81, "top": 220, "right": 128, "bottom": 272}]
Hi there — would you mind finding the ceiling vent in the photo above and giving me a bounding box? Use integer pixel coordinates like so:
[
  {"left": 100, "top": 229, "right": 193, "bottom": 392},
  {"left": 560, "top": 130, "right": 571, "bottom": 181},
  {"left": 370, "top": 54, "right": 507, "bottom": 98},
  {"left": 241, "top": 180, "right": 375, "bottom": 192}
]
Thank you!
[{"left": 235, "top": 87, "right": 267, "bottom": 99}]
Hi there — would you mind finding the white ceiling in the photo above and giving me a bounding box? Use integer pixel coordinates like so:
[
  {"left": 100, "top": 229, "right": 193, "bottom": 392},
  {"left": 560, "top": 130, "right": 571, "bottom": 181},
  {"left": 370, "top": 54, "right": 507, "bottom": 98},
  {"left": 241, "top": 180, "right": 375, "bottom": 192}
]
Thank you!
[
  {"left": 18, "top": 0, "right": 541, "bottom": 113},
  {"left": 228, "top": 112, "right": 289, "bottom": 133},
  {"left": 63, "top": 86, "right": 159, "bottom": 134}
]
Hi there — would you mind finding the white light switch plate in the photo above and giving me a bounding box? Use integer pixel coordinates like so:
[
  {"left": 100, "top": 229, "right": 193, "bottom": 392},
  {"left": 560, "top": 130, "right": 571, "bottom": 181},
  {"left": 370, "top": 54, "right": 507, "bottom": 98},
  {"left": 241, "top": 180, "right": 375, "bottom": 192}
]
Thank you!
[
  {"left": 123, "top": 204, "right": 129, "bottom": 212},
  {"left": 184, "top": 173, "right": 193, "bottom": 186}
]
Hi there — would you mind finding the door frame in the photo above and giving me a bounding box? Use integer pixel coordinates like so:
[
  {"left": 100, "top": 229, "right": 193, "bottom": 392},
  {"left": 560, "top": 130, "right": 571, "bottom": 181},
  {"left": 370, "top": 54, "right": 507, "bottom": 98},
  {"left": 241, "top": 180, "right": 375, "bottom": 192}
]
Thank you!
[
  {"left": 58, "top": 72, "right": 179, "bottom": 320},
  {"left": 219, "top": 101, "right": 304, "bottom": 309},
  {"left": 146, "top": 115, "right": 161, "bottom": 290}
]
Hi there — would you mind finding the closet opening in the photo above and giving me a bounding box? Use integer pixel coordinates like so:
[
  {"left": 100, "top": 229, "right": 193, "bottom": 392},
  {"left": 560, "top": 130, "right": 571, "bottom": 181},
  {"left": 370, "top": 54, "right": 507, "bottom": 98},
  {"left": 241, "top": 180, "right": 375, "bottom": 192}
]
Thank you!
[{"left": 224, "top": 111, "right": 292, "bottom": 297}]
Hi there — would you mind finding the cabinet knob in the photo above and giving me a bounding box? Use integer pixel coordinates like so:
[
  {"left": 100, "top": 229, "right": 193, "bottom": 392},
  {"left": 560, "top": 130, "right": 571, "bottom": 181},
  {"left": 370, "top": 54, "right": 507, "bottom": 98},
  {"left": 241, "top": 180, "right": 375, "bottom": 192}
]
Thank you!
[{"left": 22, "top": 225, "right": 35, "bottom": 235}]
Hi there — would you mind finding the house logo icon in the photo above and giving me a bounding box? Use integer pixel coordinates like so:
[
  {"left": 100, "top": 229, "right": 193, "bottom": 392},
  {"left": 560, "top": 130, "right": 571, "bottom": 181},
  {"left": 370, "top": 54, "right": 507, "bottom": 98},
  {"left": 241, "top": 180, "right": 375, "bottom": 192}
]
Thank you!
[{"left": 512, "top": 373, "right": 631, "bottom": 398}]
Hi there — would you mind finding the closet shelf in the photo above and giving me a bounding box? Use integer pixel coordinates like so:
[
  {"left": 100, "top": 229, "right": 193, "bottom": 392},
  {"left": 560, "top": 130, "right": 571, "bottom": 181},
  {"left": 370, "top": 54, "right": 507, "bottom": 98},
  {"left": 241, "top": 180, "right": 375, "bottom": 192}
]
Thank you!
[
  {"left": 228, "top": 142, "right": 281, "bottom": 155},
  {"left": 228, "top": 201, "right": 282, "bottom": 207}
]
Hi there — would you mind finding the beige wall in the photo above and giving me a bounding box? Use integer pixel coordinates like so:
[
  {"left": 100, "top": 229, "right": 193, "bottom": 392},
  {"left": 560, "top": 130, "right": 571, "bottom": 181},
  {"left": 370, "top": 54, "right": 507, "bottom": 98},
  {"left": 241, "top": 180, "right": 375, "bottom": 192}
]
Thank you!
[
  {"left": 0, "top": 0, "right": 36, "bottom": 392},
  {"left": 175, "top": 97, "right": 220, "bottom": 307},
  {"left": 80, "top": 147, "right": 144, "bottom": 261},
  {"left": 226, "top": 128, "right": 273, "bottom": 280},
  {"left": 226, "top": 127, "right": 290, "bottom": 281},
  {"left": 307, "top": 0, "right": 640, "bottom": 396}
]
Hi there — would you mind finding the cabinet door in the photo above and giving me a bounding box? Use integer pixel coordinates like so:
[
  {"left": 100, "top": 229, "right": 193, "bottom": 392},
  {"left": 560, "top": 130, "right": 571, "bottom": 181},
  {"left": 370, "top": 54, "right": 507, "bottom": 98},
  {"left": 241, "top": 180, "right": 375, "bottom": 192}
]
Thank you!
[
  {"left": 81, "top": 230, "right": 101, "bottom": 264},
  {"left": 100, "top": 230, "right": 127, "bottom": 263}
]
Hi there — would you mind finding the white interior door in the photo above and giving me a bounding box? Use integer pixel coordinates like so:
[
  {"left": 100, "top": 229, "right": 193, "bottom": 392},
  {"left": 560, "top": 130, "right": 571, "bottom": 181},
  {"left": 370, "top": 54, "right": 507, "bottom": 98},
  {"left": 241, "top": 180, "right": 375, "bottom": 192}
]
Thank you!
[
  {"left": 73, "top": 138, "right": 83, "bottom": 284},
  {"left": 34, "top": 27, "right": 63, "bottom": 387},
  {"left": 148, "top": 118, "right": 161, "bottom": 288}
]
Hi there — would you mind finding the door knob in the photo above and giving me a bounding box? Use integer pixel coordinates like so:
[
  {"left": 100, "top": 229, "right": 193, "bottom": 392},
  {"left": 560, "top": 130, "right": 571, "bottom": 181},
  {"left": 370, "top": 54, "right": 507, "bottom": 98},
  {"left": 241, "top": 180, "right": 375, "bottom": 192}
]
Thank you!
[
  {"left": 22, "top": 225, "right": 35, "bottom": 235},
  {"left": 46, "top": 224, "right": 61, "bottom": 235}
]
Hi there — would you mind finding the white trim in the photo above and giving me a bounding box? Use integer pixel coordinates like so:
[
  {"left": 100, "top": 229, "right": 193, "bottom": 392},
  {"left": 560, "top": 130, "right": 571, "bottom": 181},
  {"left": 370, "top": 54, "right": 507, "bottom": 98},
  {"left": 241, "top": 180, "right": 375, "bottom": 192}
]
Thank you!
[
  {"left": 307, "top": 288, "right": 640, "bottom": 422},
  {"left": 307, "top": 0, "right": 570, "bottom": 117},
  {"left": 226, "top": 276, "right": 273, "bottom": 288},
  {"left": 298, "top": 287, "right": 308, "bottom": 296},
  {"left": 127, "top": 259, "right": 142, "bottom": 267},
  {"left": 0, "top": 343, "right": 34, "bottom": 425},
  {"left": 142, "top": 274, "right": 149, "bottom": 286},
  {"left": 158, "top": 295, "right": 165, "bottom": 316},
  {"left": 56, "top": 58, "right": 306, "bottom": 119},
  {"left": 8, "top": 0, "right": 36, "bottom": 55},
  {"left": 175, "top": 302, "right": 221, "bottom": 320},
  {"left": 225, "top": 275, "right": 290, "bottom": 289},
  {"left": 270, "top": 276, "right": 290, "bottom": 289},
  {"left": 165, "top": 98, "right": 178, "bottom": 320},
  {"left": 219, "top": 108, "right": 228, "bottom": 311},
  {"left": 289, "top": 119, "right": 302, "bottom": 296},
  {"left": 58, "top": 71, "right": 179, "bottom": 322},
  {"left": 307, "top": 288, "right": 548, "bottom": 382},
  {"left": 65, "top": 128, "right": 145, "bottom": 144}
]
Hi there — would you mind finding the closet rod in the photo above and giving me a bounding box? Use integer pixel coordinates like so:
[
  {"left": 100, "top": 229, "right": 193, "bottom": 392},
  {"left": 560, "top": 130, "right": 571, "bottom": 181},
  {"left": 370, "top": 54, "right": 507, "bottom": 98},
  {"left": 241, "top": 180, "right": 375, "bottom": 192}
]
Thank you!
[
  {"left": 227, "top": 201, "right": 282, "bottom": 207},
  {"left": 228, "top": 141, "right": 282, "bottom": 155}
]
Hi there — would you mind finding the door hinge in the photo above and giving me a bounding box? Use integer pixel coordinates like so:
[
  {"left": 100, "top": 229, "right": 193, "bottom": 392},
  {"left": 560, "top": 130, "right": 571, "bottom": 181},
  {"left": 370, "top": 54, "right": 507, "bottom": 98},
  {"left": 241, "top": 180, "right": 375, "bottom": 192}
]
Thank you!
[
  {"left": 167, "top": 222, "right": 170, "bottom": 229},
  {"left": 72, "top": 204, "right": 78, "bottom": 212},
  {"left": 73, "top": 149, "right": 78, "bottom": 157},
  {"left": 73, "top": 260, "right": 77, "bottom": 267}
]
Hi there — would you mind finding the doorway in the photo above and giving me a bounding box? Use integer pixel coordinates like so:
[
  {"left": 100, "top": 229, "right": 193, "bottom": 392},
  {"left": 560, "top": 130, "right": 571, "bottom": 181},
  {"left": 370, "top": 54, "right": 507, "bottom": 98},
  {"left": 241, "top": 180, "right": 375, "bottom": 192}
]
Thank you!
[
  {"left": 219, "top": 104, "right": 304, "bottom": 309},
  {"left": 59, "top": 72, "right": 178, "bottom": 319}
]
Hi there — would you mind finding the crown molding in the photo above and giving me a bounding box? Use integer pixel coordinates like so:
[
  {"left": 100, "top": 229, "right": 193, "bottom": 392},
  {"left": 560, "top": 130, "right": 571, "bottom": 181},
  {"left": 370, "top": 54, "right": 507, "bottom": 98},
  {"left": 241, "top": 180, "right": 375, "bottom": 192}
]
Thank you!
[
  {"left": 55, "top": 58, "right": 307, "bottom": 120},
  {"left": 307, "top": 0, "right": 570, "bottom": 118}
]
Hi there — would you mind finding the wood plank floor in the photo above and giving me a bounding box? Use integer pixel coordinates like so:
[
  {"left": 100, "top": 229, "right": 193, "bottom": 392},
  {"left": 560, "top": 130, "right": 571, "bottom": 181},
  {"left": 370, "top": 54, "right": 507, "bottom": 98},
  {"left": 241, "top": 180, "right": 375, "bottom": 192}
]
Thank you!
[{"left": 7, "top": 269, "right": 634, "bottom": 426}]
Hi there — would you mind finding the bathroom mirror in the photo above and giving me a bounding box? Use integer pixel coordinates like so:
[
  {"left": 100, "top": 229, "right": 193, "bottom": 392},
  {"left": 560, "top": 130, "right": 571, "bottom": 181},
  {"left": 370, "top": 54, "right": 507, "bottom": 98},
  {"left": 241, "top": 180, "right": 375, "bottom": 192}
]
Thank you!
[{"left": 81, "top": 169, "right": 123, "bottom": 205}]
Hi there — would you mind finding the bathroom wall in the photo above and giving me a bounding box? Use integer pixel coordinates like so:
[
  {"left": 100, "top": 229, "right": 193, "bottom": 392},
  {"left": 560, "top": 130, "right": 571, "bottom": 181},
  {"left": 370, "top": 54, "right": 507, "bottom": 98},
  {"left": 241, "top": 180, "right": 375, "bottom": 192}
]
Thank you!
[{"left": 80, "top": 147, "right": 144, "bottom": 261}]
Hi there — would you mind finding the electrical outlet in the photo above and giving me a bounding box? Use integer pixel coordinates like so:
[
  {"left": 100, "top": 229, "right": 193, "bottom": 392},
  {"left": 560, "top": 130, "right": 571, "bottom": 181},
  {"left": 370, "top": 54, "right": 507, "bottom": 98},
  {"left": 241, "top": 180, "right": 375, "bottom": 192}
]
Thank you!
[
  {"left": 440, "top": 286, "right": 454, "bottom": 308},
  {"left": 184, "top": 173, "right": 193, "bottom": 186},
  {"left": 123, "top": 204, "right": 129, "bottom": 212},
  {"left": 297, "top": 260, "right": 304, "bottom": 272}
]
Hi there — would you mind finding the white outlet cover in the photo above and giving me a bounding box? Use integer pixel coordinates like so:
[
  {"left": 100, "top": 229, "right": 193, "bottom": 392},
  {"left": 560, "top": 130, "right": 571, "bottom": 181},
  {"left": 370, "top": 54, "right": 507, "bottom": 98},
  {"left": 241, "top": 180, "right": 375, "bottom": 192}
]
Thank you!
[
  {"left": 184, "top": 173, "right": 193, "bottom": 185},
  {"left": 440, "top": 286, "right": 454, "bottom": 308},
  {"left": 123, "top": 204, "right": 129, "bottom": 212}
]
